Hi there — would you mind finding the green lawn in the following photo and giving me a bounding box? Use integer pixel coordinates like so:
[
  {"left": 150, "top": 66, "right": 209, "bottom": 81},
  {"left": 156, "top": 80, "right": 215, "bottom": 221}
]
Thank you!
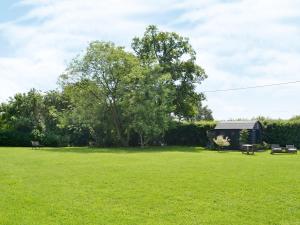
[{"left": 0, "top": 147, "right": 299, "bottom": 225}]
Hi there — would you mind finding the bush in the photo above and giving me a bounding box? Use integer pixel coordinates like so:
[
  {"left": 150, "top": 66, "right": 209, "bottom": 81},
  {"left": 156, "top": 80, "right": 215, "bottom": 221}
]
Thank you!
[
  {"left": 239, "top": 129, "right": 249, "bottom": 145},
  {"left": 41, "top": 132, "right": 70, "bottom": 147},
  {"left": 213, "top": 135, "right": 230, "bottom": 149},
  {"left": 254, "top": 141, "right": 270, "bottom": 150},
  {"left": 0, "top": 130, "right": 31, "bottom": 147}
]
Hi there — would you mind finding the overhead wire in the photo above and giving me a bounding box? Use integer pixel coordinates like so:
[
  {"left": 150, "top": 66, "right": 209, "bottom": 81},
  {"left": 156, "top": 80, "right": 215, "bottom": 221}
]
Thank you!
[{"left": 203, "top": 80, "right": 300, "bottom": 93}]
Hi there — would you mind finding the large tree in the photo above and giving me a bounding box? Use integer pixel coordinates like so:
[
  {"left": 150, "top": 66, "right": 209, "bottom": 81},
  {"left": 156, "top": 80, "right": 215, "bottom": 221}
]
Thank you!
[
  {"left": 61, "top": 81, "right": 118, "bottom": 146},
  {"left": 60, "top": 41, "right": 137, "bottom": 146},
  {"left": 124, "top": 67, "right": 174, "bottom": 146},
  {"left": 60, "top": 41, "right": 174, "bottom": 146},
  {"left": 132, "top": 25, "right": 208, "bottom": 120}
]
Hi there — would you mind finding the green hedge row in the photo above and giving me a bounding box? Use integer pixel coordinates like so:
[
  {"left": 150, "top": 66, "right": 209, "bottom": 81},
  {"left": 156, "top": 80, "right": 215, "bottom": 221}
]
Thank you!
[
  {"left": 164, "top": 121, "right": 216, "bottom": 146},
  {"left": 165, "top": 120, "right": 300, "bottom": 148},
  {"left": 0, "top": 130, "right": 88, "bottom": 147},
  {"left": 1, "top": 120, "right": 300, "bottom": 148},
  {"left": 0, "top": 131, "right": 31, "bottom": 147},
  {"left": 262, "top": 120, "right": 300, "bottom": 148}
]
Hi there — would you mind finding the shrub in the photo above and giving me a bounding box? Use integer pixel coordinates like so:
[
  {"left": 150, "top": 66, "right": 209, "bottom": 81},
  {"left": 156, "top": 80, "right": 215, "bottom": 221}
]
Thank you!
[
  {"left": 239, "top": 129, "right": 249, "bottom": 145},
  {"left": 0, "top": 130, "right": 31, "bottom": 147},
  {"left": 254, "top": 141, "right": 270, "bottom": 150},
  {"left": 213, "top": 135, "right": 230, "bottom": 149}
]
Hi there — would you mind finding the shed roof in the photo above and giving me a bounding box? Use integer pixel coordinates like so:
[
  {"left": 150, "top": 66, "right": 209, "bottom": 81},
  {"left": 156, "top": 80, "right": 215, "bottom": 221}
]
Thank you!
[{"left": 215, "top": 120, "right": 259, "bottom": 130}]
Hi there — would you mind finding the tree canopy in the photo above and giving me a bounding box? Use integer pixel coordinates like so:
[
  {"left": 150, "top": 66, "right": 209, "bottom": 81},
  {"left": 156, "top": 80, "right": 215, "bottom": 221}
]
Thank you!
[
  {"left": 0, "top": 25, "right": 212, "bottom": 147},
  {"left": 132, "top": 25, "right": 208, "bottom": 120}
]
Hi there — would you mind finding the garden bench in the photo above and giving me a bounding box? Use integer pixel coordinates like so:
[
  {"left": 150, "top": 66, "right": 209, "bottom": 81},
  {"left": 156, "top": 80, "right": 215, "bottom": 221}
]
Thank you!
[
  {"left": 286, "top": 145, "right": 298, "bottom": 154},
  {"left": 270, "top": 144, "right": 284, "bottom": 154},
  {"left": 31, "top": 141, "right": 43, "bottom": 149},
  {"left": 271, "top": 144, "right": 298, "bottom": 154}
]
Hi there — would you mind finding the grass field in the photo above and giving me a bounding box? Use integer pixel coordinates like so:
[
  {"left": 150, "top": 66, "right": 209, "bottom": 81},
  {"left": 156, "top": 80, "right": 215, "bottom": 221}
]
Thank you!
[{"left": 0, "top": 147, "right": 299, "bottom": 225}]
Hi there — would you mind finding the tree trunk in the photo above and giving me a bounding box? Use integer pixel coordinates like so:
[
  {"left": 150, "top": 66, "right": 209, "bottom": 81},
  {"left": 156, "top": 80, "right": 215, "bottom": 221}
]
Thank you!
[
  {"left": 140, "top": 133, "right": 144, "bottom": 148},
  {"left": 109, "top": 101, "right": 128, "bottom": 146}
]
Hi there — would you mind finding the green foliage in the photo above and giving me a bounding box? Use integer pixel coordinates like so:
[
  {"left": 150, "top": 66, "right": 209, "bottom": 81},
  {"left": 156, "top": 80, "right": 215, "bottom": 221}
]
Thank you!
[
  {"left": 60, "top": 82, "right": 115, "bottom": 146},
  {"left": 0, "top": 89, "right": 82, "bottom": 147},
  {"left": 164, "top": 121, "right": 216, "bottom": 146},
  {"left": 132, "top": 25, "right": 208, "bottom": 120},
  {"left": 262, "top": 120, "right": 300, "bottom": 148},
  {"left": 60, "top": 41, "right": 176, "bottom": 147},
  {"left": 165, "top": 120, "right": 300, "bottom": 148},
  {"left": 0, "top": 89, "right": 44, "bottom": 132},
  {"left": 125, "top": 68, "right": 174, "bottom": 146},
  {"left": 0, "top": 131, "right": 31, "bottom": 146},
  {"left": 0, "top": 26, "right": 211, "bottom": 147},
  {"left": 289, "top": 115, "right": 300, "bottom": 121},
  {"left": 0, "top": 89, "right": 45, "bottom": 146},
  {"left": 61, "top": 41, "right": 143, "bottom": 146},
  {"left": 193, "top": 102, "right": 213, "bottom": 121},
  {"left": 254, "top": 141, "right": 270, "bottom": 150},
  {"left": 239, "top": 129, "right": 249, "bottom": 144}
]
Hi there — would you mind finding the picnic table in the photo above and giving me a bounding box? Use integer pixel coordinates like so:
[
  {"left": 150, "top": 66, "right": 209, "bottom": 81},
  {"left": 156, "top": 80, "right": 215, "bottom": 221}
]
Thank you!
[{"left": 242, "top": 144, "right": 254, "bottom": 155}]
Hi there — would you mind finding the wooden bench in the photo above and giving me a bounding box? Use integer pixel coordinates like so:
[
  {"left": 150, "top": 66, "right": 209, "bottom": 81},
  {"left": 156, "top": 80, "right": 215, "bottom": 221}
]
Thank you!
[
  {"left": 270, "top": 144, "right": 284, "bottom": 154},
  {"left": 286, "top": 145, "right": 298, "bottom": 154},
  {"left": 271, "top": 144, "right": 297, "bottom": 154},
  {"left": 31, "top": 141, "right": 43, "bottom": 149}
]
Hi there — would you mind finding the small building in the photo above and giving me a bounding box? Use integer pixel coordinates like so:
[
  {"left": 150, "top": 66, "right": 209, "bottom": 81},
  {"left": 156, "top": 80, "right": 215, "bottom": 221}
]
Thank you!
[{"left": 208, "top": 120, "right": 263, "bottom": 149}]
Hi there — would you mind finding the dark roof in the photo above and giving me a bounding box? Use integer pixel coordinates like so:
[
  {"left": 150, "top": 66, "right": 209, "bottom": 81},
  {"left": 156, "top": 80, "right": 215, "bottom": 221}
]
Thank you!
[{"left": 215, "top": 120, "right": 259, "bottom": 130}]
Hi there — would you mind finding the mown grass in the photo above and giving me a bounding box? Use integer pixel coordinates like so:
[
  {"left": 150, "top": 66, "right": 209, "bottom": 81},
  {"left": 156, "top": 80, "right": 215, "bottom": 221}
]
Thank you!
[{"left": 0, "top": 147, "right": 299, "bottom": 225}]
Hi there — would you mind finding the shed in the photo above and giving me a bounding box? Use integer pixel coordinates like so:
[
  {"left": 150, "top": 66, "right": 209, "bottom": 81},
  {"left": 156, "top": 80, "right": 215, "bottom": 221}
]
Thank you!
[{"left": 208, "top": 120, "right": 263, "bottom": 149}]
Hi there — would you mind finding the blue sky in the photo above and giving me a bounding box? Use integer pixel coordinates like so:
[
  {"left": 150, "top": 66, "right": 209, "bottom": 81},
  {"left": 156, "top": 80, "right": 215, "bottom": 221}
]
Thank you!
[{"left": 0, "top": 0, "right": 300, "bottom": 120}]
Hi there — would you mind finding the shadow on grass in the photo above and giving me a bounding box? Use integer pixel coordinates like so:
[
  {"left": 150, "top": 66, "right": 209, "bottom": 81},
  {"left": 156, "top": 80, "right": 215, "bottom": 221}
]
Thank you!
[
  {"left": 216, "top": 150, "right": 231, "bottom": 153},
  {"left": 216, "top": 149, "right": 245, "bottom": 153},
  {"left": 31, "top": 146, "right": 209, "bottom": 154},
  {"left": 269, "top": 152, "right": 298, "bottom": 156}
]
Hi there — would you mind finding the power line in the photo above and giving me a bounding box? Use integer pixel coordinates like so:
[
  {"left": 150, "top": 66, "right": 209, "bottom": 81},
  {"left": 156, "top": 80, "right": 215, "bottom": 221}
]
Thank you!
[{"left": 203, "top": 80, "right": 300, "bottom": 93}]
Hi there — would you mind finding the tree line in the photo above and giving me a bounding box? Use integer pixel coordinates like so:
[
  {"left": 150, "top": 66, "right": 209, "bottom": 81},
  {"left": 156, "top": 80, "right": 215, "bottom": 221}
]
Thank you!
[{"left": 0, "top": 26, "right": 213, "bottom": 147}]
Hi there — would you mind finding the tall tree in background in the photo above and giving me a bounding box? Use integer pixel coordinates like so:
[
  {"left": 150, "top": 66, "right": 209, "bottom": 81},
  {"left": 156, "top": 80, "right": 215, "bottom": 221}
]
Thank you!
[
  {"left": 132, "top": 25, "right": 209, "bottom": 120},
  {"left": 193, "top": 102, "right": 213, "bottom": 121}
]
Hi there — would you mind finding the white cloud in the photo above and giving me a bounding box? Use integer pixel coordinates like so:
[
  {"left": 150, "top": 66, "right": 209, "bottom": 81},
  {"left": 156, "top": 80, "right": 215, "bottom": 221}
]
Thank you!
[
  {"left": 174, "top": 0, "right": 300, "bottom": 119},
  {"left": 0, "top": 0, "right": 300, "bottom": 119}
]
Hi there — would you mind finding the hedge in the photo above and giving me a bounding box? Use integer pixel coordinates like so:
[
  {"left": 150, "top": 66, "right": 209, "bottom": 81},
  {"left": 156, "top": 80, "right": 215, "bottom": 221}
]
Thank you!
[
  {"left": 1, "top": 120, "right": 300, "bottom": 148},
  {"left": 165, "top": 120, "right": 300, "bottom": 148},
  {"left": 164, "top": 121, "right": 216, "bottom": 146},
  {"left": 262, "top": 120, "right": 300, "bottom": 148},
  {"left": 0, "top": 130, "right": 31, "bottom": 147}
]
